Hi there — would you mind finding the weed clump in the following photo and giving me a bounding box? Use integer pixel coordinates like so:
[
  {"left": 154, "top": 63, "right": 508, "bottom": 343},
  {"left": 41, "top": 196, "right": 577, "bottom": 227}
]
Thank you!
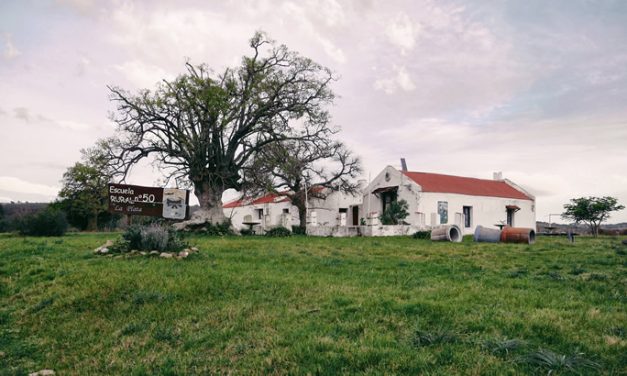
[
  {"left": 518, "top": 349, "right": 600, "bottom": 374},
  {"left": 412, "top": 329, "right": 459, "bottom": 347}
]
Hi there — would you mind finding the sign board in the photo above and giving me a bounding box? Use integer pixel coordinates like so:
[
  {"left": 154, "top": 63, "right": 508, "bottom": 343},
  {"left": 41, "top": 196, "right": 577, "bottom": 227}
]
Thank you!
[{"left": 108, "top": 183, "right": 190, "bottom": 220}]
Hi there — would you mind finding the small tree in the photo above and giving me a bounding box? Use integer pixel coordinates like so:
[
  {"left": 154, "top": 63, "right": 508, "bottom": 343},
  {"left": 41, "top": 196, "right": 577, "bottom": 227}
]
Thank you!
[
  {"left": 242, "top": 138, "right": 361, "bottom": 227},
  {"left": 58, "top": 140, "right": 117, "bottom": 231},
  {"left": 562, "top": 196, "right": 624, "bottom": 237},
  {"left": 379, "top": 199, "right": 409, "bottom": 225}
]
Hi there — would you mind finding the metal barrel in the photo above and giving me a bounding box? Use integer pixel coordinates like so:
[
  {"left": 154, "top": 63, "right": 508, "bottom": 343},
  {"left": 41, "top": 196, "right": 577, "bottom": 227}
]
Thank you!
[
  {"left": 430, "top": 224, "right": 463, "bottom": 242},
  {"left": 500, "top": 227, "right": 536, "bottom": 244},
  {"left": 473, "top": 225, "right": 501, "bottom": 243}
]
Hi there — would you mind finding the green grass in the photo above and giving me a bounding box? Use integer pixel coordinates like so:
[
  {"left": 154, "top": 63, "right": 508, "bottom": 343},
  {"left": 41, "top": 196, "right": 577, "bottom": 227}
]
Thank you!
[{"left": 0, "top": 233, "right": 625, "bottom": 375}]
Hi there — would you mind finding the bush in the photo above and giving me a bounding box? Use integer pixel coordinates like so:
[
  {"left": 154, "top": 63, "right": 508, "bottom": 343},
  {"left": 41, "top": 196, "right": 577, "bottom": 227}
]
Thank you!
[
  {"left": 291, "top": 225, "right": 306, "bottom": 235},
  {"left": 17, "top": 207, "right": 68, "bottom": 236},
  {"left": 379, "top": 199, "right": 409, "bottom": 225},
  {"left": 265, "top": 226, "right": 291, "bottom": 237},
  {"left": 412, "top": 231, "right": 431, "bottom": 239},
  {"left": 239, "top": 228, "right": 254, "bottom": 236},
  {"left": 118, "top": 224, "right": 187, "bottom": 252},
  {"left": 186, "top": 220, "right": 234, "bottom": 236}
]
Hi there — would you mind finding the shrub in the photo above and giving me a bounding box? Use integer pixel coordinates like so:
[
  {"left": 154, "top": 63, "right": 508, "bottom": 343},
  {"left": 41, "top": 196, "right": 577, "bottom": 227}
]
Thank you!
[
  {"left": 265, "top": 226, "right": 291, "bottom": 237},
  {"left": 379, "top": 199, "right": 409, "bottom": 225},
  {"left": 17, "top": 207, "right": 68, "bottom": 236},
  {"left": 412, "top": 231, "right": 431, "bottom": 239},
  {"left": 291, "top": 225, "right": 306, "bottom": 235},
  {"left": 239, "top": 228, "right": 254, "bottom": 236},
  {"left": 117, "top": 224, "right": 187, "bottom": 252},
  {"left": 185, "top": 220, "right": 234, "bottom": 236}
]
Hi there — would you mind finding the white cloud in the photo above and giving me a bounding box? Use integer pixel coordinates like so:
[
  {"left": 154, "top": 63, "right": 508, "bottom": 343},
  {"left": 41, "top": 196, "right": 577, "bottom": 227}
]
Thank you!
[
  {"left": 112, "top": 60, "right": 174, "bottom": 90},
  {"left": 374, "top": 65, "right": 415, "bottom": 94},
  {"left": 2, "top": 33, "right": 21, "bottom": 60},
  {"left": 0, "top": 176, "right": 59, "bottom": 197},
  {"left": 385, "top": 13, "right": 417, "bottom": 54}
]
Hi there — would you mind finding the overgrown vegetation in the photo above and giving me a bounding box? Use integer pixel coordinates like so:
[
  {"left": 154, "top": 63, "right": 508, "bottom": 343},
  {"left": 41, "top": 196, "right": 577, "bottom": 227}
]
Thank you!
[
  {"left": 117, "top": 224, "right": 187, "bottom": 252},
  {"left": 265, "top": 226, "right": 292, "bottom": 237},
  {"left": 379, "top": 199, "right": 409, "bottom": 225},
  {"left": 0, "top": 235, "right": 624, "bottom": 374},
  {"left": 412, "top": 230, "right": 431, "bottom": 239},
  {"left": 15, "top": 207, "right": 68, "bottom": 236},
  {"left": 183, "top": 220, "right": 234, "bottom": 236}
]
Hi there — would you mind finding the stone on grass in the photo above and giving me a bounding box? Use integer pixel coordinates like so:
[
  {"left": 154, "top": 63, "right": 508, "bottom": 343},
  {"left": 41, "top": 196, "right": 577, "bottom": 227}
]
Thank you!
[
  {"left": 178, "top": 251, "right": 189, "bottom": 258},
  {"left": 160, "top": 252, "right": 173, "bottom": 258},
  {"left": 99, "top": 248, "right": 109, "bottom": 254},
  {"left": 29, "top": 370, "right": 55, "bottom": 376},
  {"left": 140, "top": 251, "right": 147, "bottom": 256},
  {"left": 190, "top": 247, "right": 199, "bottom": 252},
  {"left": 149, "top": 251, "right": 160, "bottom": 256}
]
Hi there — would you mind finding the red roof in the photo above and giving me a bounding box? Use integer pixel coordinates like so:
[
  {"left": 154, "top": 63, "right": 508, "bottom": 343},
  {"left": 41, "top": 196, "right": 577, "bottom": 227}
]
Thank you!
[
  {"left": 223, "top": 192, "right": 290, "bottom": 208},
  {"left": 402, "top": 171, "right": 532, "bottom": 200}
]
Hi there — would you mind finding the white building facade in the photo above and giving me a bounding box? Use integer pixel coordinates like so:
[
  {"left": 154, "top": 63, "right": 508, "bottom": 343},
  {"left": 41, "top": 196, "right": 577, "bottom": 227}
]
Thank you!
[
  {"left": 224, "top": 188, "right": 363, "bottom": 233},
  {"left": 361, "top": 166, "right": 536, "bottom": 235}
]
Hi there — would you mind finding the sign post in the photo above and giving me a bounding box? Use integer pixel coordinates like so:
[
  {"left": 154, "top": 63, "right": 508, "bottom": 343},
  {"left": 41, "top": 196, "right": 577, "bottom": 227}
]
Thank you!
[{"left": 108, "top": 183, "right": 190, "bottom": 220}]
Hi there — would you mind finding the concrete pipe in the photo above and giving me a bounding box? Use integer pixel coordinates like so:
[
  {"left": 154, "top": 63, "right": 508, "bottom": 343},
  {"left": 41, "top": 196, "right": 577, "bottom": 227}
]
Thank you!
[
  {"left": 473, "top": 225, "right": 502, "bottom": 243},
  {"left": 430, "top": 224, "right": 463, "bottom": 242},
  {"left": 500, "top": 227, "right": 536, "bottom": 244}
]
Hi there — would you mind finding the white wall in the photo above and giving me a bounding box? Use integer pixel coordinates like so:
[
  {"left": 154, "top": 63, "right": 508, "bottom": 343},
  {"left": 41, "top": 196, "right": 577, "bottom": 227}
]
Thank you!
[
  {"left": 224, "top": 200, "right": 297, "bottom": 232},
  {"left": 417, "top": 192, "right": 536, "bottom": 234},
  {"left": 307, "top": 189, "right": 362, "bottom": 227}
]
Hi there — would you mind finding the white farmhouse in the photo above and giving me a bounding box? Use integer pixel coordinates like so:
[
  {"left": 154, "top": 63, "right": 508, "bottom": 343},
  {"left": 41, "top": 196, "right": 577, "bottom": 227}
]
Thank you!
[{"left": 362, "top": 166, "right": 536, "bottom": 234}]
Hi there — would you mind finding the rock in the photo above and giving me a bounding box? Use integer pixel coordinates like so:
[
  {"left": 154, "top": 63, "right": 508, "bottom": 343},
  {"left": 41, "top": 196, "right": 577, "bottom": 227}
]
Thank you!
[
  {"left": 99, "top": 248, "right": 109, "bottom": 254},
  {"left": 103, "top": 240, "right": 114, "bottom": 247},
  {"left": 190, "top": 247, "right": 199, "bottom": 252},
  {"left": 29, "top": 370, "right": 55, "bottom": 376},
  {"left": 178, "top": 251, "right": 189, "bottom": 258},
  {"left": 130, "top": 249, "right": 138, "bottom": 254},
  {"left": 149, "top": 251, "right": 160, "bottom": 256},
  {"left": 160, "top": 252, "right": 173, "bottom": 258},
  {"left": 140, "top": 251, "right": 147, "bottom": 256}
]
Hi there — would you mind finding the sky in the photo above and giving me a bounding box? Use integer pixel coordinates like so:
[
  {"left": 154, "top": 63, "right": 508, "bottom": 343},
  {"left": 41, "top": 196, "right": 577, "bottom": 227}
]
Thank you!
[{"left": 1, "top": 0, "right": 626, "bottom": 223}]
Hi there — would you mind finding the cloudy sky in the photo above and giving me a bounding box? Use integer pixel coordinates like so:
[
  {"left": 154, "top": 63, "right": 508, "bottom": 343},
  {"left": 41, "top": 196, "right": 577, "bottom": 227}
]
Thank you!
[{"left": 1, "top": 0, "right": 626, "bottom": 223}]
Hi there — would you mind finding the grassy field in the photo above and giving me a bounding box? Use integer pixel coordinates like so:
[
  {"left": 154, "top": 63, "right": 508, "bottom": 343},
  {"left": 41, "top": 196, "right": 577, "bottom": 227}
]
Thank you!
[{"left": 0, "top": 233, "right": 625, "bottom": 375}]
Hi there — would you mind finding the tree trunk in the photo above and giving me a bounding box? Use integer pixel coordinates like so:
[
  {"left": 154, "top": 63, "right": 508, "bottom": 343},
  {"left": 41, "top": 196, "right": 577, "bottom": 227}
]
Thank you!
[
  {"left": 291, "top": 194, "right": 306, "bottom": 229},
  {"left": 173, "top": 181, "right": 226, "bottom": 230},
  {"left": 86, "top": 210, "right": 98, "bottom": 232}
]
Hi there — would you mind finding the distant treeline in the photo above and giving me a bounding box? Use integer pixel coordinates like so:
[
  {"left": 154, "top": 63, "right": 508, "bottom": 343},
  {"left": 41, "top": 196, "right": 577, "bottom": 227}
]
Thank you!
[{"left": 536, "top": 221, "right": 627, "bottom": 236}]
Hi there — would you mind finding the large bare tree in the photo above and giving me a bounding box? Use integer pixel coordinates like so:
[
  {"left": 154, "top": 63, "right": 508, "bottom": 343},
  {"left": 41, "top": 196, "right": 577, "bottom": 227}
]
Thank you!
[
  {"left": 242, "top": 138, "right": 362, "bottom": 228},
  {"left": 107, "top": 32, "right": 336, "bottom": 225}
]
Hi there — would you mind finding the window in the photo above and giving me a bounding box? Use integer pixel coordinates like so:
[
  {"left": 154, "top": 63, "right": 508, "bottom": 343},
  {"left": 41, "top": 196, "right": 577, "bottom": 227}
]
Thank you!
[
  {"left": 256, "top": 208, "right": 263, "bottom": 220},
  {"left": 506, "top": 208, "right": 514, "bottom": 226},
  {"left": 282, "top": 208, "right": 289, "bottom": 214},
  {"left": 437, "top": 201, "right": 448, "bottom": 224},
  {"left": 463, "top": 206, "right": 472, "bottom": 228}
]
